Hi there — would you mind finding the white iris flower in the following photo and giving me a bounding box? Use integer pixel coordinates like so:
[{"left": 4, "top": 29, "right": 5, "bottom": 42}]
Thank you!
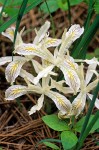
[
  {"left": 1, "top": 21, "right": 98, "bottom": 119},
  {"left": 58, "top": 64, "right": 99, "bottom": 119},
  {"left": 15, "top": 23, "right": 84, "bottom": 93}
]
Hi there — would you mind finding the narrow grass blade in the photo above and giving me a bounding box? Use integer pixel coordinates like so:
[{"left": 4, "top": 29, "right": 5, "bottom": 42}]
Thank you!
[
  {"left": 36, "top": 139, "right": 61, "bottom": 147},
  {"left": 71, "top": 0, "right": 95, "bottom": 57},
  {"left": 13, "top": 0, "right": 28, "bottom": 60},
  {"left": 43, "top": 142, "right": 60, "bottom": 150},
  {"left": 44, "top": 0, "right": 55, "bottom": 37},
  {"left": 77, "top": 15, "right": 99, "bottom": 59},
  {"left": 38, "top": 138, "right": 61, "bottom": 144},
  {"left": 76, "top": 82, "right": 99, "bottom": 150},
  {"left": 77, "top": 110, "right": 99, "bottom": 149},
  {"left": 84, "top": 0, "right": 94, "bottom": 31},
  {"left": 0, "top": 0, "right": 42, "bottom": 33},
  {"left": 67, "top": 0, "right": 71, "bottom": 26},
  {"left": 35, "top": 138, "right": 61, "bottom": 149},
  {"left": 0, "top": 0, "right": 8, "bottom": 21}
]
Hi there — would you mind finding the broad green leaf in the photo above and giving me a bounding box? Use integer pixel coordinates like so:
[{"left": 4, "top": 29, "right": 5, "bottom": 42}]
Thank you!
[
  {"left": 0, "top": 0, "right": 42, "bottom": 33},
  {"left": 94, "top": 0, "right": 99, "bottom": 14},
  {"left": 86, "top": 53, "right": 95, "bottom": 59},
  {"left": 0, "top": 147, "right": 2, "bottom": 150},
  {"left": 5, "top": 8, "right": 19, "bottom": 17},
  {"left": 40, "top": 0, "right": 59, "bottom": 13},
  {"left": 95, "top": 48, "right": 99, "bottom": 57},
  {"left": 74, "top": 115, "right": 99, "bottom": 133},
  {"left": 57, "top": 0, "right": 68, "bottom": 10},
  {"left": 61, "top": 131, "right": 78, "bottom": 150},
  {"left": 57, "top": 0, "right": 83, "bottom": 11},
  {"left": 8, "top": 0, "right": 23, "bottom": 6},
  {"left": 43, "top": 142, "right": 60, "bottom": 150},
  {"left": 42, "top": 114, "right": 70, "bottom": 131},
  {"left": 0, "top": 0, "right": 33, "bottom": 6},
  {"left": 70, "top": 0, "right": 83, "bottom": 5}
]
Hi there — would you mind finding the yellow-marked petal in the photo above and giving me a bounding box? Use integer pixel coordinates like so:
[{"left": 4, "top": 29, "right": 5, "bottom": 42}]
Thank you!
[
  {"left": 59, "top": 24, "right": 84, "bottom": 55},
  {"left": 46, "top": 91, "right": 72, "bottom": 113},
  {"left": 72, "top": 92, "right": 86, "bottom": 117},
  {"left": 5, "top": 59, "right": 26, "bottom": 83},
  {"left": 64, "top": 56, "right": 78, "bottom": 70},
  {"left": 5, "top": 85, "right": 27, "bottom": 100},
  {"left": 2, "top": 27, "right": 15, "bottom": 41},
  {"left": 60, "top": 64, "right": 80, "bottom": 93},
  {"left": 2, "top": 26, "right": 23, "bottom": 48},
  {"left": 44, "top": 37, "right": 61, "bottom": 48},
  {"left": 15, "top": 44, "right": 54, "bottom": 62}
]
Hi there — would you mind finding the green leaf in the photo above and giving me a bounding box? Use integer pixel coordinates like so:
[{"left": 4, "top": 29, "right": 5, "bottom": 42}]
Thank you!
[
  {"left": 94, "top": 0, "right": 99, "bottom": 14},
  {"left": 40, "top": 0, "right": 59, "bottom": 13},
  {"left": 57, "top": 0, "right": 68, "bottom": 10},
  {"left": 86, "top": 53, "right": 95, "bottom": 59},
  {"left": 0, "top": 147, "right": 2, "bottom": 150},
  {"left": 57, "top": 0, "right": 83, "bottom": 11},
  {"left": 8, "top": 0, "right": 23, "bottom": 6},
  {"left": 42, "top": 114, "right": 70, "bottom": 131},
  {"left": 0, "top": 0, "right": 33, "bottom": 6},
  {"left": 43, "top": 142, "right": 60, "bottom": 150},
  {"left": 69, "top": 0, "right": 83, "bottom": 6},
  {"left": 61, "top": 131, "right": 78, "bottom": 150},
  {"left": 0, "top": 0, "right": 42, "bottom": 33},
  {"left": 5, "top": 7, "right": 19, "bottom": 17},
  {"left": 74, "top": 115, "right": 99, "bottom": 133},
  {"left": 95, "top": 48, "right": 99, "bottom": 57}
]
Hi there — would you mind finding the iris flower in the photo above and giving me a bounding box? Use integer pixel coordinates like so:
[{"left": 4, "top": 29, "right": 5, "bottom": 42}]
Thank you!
[
  {"left": 0, "top": 21, "right": 61, "bottom": 84},
  {"left": 15, "top": 22, "right": 84, "bottom": 93},
  {"left": 5, "top": 73, "right": 73, "bottom": 116},
  {"left": 58, "top": 63, "right": 99, "bottom": 119}
]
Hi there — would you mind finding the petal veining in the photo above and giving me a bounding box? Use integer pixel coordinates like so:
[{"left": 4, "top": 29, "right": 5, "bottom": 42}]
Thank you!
[{"left": 5, "top": 85, "right": 27, "bottom": 100}]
